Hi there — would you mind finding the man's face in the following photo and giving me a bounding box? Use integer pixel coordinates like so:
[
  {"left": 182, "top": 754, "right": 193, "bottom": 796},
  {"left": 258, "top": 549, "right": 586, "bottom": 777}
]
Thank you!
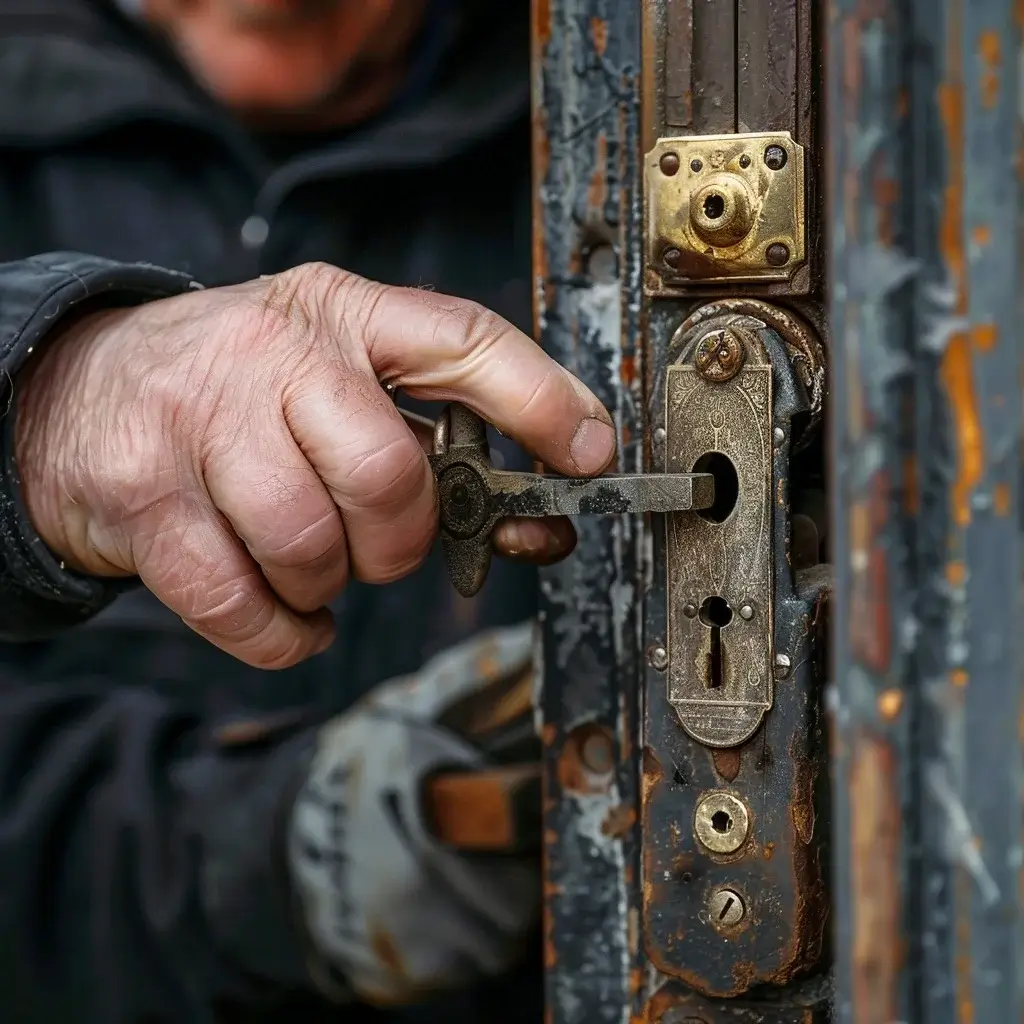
[{"left": 142, "top": 0, "right": 427, "bottom": 124}]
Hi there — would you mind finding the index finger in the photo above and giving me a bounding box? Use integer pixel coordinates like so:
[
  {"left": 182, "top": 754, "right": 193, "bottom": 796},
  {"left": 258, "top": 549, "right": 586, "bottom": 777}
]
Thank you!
[{"left": 355, "top": 283, "right": 617, "bottom": 477}]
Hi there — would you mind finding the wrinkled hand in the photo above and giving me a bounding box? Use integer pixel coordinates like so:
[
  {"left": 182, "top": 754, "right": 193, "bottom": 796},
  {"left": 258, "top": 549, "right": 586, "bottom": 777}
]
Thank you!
[
  {"left": 289, "top": 622, "right": 540, "bottom": 1005},
  {"left": 16, "top": 264, "right": 615, "bottom": 667}
]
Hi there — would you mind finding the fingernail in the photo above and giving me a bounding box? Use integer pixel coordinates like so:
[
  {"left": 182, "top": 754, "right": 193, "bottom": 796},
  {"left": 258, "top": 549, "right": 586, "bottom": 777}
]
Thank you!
[{"left": 569, "top": 418, "right": 616, "bottom": 475}]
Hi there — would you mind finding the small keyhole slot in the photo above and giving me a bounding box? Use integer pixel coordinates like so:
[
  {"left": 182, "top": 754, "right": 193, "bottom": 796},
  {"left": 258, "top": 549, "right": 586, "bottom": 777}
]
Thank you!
[
  {"left": 711, "top": 810, "right": 732, "bottom": 833},
  {"left": 703, "top": 193, "right": 726, "bottom": 219},
  {"left": 699, "top": 596, "right": 733, "bottom": 689}
]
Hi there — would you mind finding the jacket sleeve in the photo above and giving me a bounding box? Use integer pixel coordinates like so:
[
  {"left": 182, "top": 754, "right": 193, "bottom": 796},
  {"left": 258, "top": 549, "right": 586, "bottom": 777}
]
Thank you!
[
  {"left": 0, "top": 253, "right": 198, "bottom": 640},
  {"left": 0, "top": 662, "right": 327, "bottom": 1023}
]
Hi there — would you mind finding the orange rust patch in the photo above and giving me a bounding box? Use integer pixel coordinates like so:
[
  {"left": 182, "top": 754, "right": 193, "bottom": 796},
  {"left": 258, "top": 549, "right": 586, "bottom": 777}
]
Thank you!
[
  {"left": 947, "top": 560, "right": 967, "bottom": 586},
  {"left": 588, "top": 133, "right": 608, "bottom": 211},
  {"left": 874, "top": 176, "right": 899, "bottom": 245},
  {"left": 970, "top": 322, "right": 997, "bottom": 352},
  {"left": 620, "top": 353, "right": 636, "bottom": 387},
  {"left": 850, "top": 473, "right": 893, "bottom": 673},
  {"left": 951, "top": 668, "right": 969, "bottom": 688},
  {"left": 904, "top": 454, "right": 919, "bottom": 515},
  {"left": 941, "top": 334, "right": 983, "bottom": 528},
  {"left": 978, "top": 30, "right": 1002, "bottom": 110},
  {"left": 764, "top": 841, "right": 775, "bottom": 861},
  {"left": 971, "top": 224, "right": 991, "bottom": 247},
  {"left": 878, "top": 688, "right": 904, "bottom": 720},
  {"left": 558, "top": 723, "right": 615, "bottom": 794},
  {"left": 713, "top": 748, "right": 742, "bottom": 782},
  {"left": 370, "top": 929, "right": 404, "bottom": 976},
  {"left": 590, "top": 16, "right": 609, "bottom": 56},
  {"left": 602, "top": 803, "right": 637, "bottom": 837},
  {"left": 993, "top": 481, "right": 1011, "bottom": 516},
  {"left": 533, "top": 0, "right": 551, "bottom": 42},
  {"left": 850, "top": 737, "right": 900, "bottom": 1024}
]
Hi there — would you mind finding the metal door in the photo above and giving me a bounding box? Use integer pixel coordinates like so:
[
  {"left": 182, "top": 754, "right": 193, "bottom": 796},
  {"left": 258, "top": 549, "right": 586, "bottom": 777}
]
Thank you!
[{"left": 531, "top": 2, "right": 1023, "bottom": 1022}]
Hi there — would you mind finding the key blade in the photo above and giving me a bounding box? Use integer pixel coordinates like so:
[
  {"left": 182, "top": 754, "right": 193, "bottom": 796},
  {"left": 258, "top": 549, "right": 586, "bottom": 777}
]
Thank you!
[{"left": 487, "top": 471, "right": 715, "bottom": 518}]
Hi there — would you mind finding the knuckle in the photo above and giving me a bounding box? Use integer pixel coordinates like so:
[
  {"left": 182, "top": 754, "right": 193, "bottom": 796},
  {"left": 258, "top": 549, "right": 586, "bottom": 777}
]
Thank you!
[
  {"left": 256, "top": 263, "right": 352, "bottom": 339},
  {"left": 433, "top": 299, "right": 506, "bottom": 364},
  {"left": 359, "top": 542, "right": 433, "bottom": 586},
  {"left": 343, "top": 434, "right": 428, "bottom": 511},
  {"left": 181, "top": 572, "right": 272, "bottom": 640},
  {"left": 257, "top": 508, "right": 346, "bottom": 572}
]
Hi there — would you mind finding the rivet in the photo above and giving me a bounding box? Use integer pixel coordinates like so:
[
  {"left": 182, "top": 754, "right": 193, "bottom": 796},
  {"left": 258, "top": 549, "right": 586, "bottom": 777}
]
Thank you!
[
  {"left": 739, "top": 154, "right": 751, "bottom": 168},
  {"left": 683, "top": 602, "right": 698, "bottom": 618},
  {"left": 694, "top": 792, "right": 751, "bottom": 854},
  {"left": 708, "top": 887, "right": 745, "bottom": 927},
  {"left": 763, "top": 145, "right": 788, "bottom": 171},
  {"left": 580, "top": 729, "right": 615, "bottom": 774},
  {"left": 654, "top": 426, "right": 667, "bottom": 445},
  {"left": 774, "top": 653, "right": 792, "bottom": 678},
  {"left": 739, "top": 603, "right": 755, "bottom": 620},
  {"left": 649, "top": 645, "right": 669, "bottom": 671},
  {"left": 773, "top": 426, "right": 785, "bottom": 444},
  {"left": 660, "top": 151, "right": 681, "bottom": 176},
  {"left": 766, "top": 242, "right": 790, "bottom": 267},
  {"left": 690, "top": 157, "right": 703, "bottom": 173},
  {"left": 663, "top": 247, "right": 682, "bottom": 268}
]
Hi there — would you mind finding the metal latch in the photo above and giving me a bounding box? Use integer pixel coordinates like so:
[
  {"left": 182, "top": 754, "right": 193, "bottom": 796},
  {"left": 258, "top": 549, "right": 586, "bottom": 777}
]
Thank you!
[
  {"left": 430, "top": 403, "right": 715, "bottom": 598},
  {"left": 645, "top": 131, "right": 806, "bottom": 293}
]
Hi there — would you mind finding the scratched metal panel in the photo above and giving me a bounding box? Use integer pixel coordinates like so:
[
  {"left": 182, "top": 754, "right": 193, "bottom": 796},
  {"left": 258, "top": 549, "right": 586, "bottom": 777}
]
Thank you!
[
  {"left": 829, "top": 0, "right": 1024, "bottom": 1021},
  {"left": 911, "top": 0, "right": 1023, "bottom": 1020},
  {"left": 826, "top": 2, "right": 916, "bottom": 1023},
  {"left": 532, "top": 3, "right": 645, "bottom": 1024}
]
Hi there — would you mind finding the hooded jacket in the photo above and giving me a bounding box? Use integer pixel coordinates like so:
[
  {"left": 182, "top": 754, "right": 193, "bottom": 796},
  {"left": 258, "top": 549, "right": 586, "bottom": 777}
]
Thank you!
[{"left": 0, "top": 2, "right": 542, "bottom": 1021}]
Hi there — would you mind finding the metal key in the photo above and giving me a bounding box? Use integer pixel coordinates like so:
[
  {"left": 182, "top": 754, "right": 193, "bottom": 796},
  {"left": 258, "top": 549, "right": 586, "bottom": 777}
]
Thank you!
[{"left": 429, "top": 403, "right": 715, "bottom": 596}]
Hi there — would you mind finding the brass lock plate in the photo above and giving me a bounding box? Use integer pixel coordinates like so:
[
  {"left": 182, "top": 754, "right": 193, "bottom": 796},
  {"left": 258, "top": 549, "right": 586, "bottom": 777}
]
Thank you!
[
  {"left": 664, "top": 325, "right": 774, "bottom": 748},
  {"left": 645, "top": 132, "right": 806, "bottom": 292}
]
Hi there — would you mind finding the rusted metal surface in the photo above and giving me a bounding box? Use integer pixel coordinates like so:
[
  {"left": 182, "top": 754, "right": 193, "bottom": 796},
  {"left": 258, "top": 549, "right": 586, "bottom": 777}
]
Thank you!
[
  {"left": 829, "top": 0, "right": 1023, "bottom": 1020},
  {"left": 827, "top": 3, "right": 915, "bottom": 1020},
  {"left": 533, "top": 1, "right": 646, "bottom": 1022},
  {"left": 911, "top": 0, "right": 1023, "bottom": 1020},
  {"left": 643, "top": 304, "right": 830, "bottom": 996}
]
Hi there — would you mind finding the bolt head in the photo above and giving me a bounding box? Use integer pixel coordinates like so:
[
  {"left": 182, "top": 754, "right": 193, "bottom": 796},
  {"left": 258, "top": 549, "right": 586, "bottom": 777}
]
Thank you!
[
  {"left": 649, "top": 645, "right": 669, "bottom": 671},
  {"left": 694, "top": 328, "right": 746, "bottom": 383},
  {"left": 690, "top": 157, "right": 703, "bottom": 173},
  {"left": 774, "top": 653, "right": 792, "bottom": 678},
  {"left": 764, "top": 144, "right": 788, "bottom": 171},
  {"left": 663, "top": 247, "right": 682, "bottom": 269},
  {"left": 660, "top": 151, "right": 680, "bottom": 176},
  {"left": 739, "top": 603, "right": 755, "bottom": 620},
  {"left": 766, "top": 242, "right": 790, "bottom": 267},
  {"left": 708, "top": 887, "right": 745, "bottom": 928},
  {"left": 694, "top": 792, "right": 751, "bottom": 854}
]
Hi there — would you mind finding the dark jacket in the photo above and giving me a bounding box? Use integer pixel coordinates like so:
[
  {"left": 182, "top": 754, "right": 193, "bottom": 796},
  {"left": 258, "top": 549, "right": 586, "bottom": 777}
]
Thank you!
[{"left": 0, "top": 2, "right": 542, "bottom": 1022}]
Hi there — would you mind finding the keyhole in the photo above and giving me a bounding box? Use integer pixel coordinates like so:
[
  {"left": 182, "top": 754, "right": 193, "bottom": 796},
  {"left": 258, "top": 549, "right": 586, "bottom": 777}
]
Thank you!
[{"left": 699, "top": 596, "right": 733, "bottom": 688}]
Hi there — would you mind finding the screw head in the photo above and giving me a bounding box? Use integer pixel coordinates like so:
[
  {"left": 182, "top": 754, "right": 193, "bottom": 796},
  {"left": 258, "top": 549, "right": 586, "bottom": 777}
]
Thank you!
[
  {"left": 766, "top": 242, "right": 790, "bottom": 267},
  {"left": 683, "top": 602, "right": 698, "bottom": 618},
  {"left": 764, "top": 144, "right": 788, "bottom": 171},
  {"left": 663, "top": 247, "right": 682, "bottom": 269},
  {"left": 690, "top": 157, "right": 703, "bottom": 173},
  {"left": 739, "top": 603, "right": 755, "bottom": 621},
  {"left": 694, "top": 328, "right": 746, "bottom": 383},
  {"left": 708, "top": 887, "right": 745, "bottom": 928},
  {"left": 654, "top": 426, "right": 667, "bottom": 445},
  {"left": 774, "top": 653, "right": 792, "bottom": 678},
  {"left": 649, "top": 645, "right": 669, "bottom": 671},
  {"left": 660, "top": 151, "right": 680, "bottom": 176},
  {"left": 739, "top": 153, "right": 751, "bottom": 168},
  {"left": 773, "top": 426, "right": 786, "bottom": 444},
  {"left": 695, "top": 792, "right": 751, "bottom": 854}
]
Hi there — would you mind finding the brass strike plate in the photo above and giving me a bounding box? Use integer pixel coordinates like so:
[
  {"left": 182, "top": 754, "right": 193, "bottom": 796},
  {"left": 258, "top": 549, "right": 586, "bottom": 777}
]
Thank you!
[{"left": 644, "top": 132, "right": 806, "bottom": 292}]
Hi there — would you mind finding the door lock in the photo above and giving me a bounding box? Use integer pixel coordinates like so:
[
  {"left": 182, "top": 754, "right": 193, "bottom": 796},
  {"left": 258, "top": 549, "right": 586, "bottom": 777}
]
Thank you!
[{"left": 429, "top": 402, "right": 715, "bottom": 598}]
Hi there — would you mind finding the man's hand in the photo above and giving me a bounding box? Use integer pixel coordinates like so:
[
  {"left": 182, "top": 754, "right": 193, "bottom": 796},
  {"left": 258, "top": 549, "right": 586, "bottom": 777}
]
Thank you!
[{"left": 15, "top": 264, "right": 615, "bottom": 668}]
